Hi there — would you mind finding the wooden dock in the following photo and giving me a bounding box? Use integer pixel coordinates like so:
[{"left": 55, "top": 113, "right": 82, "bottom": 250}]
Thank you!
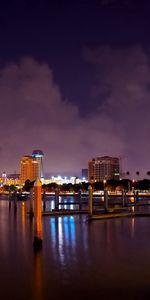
[
  {"left": 88, "top": 210, "right": 150, "bottom": 221},
  {"left": 42, "top": 209, "right": 88, "bottom": 216}
]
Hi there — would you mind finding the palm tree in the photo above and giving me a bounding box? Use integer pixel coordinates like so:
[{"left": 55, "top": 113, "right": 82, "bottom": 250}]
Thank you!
[{"left": 147, "top": 171, "right": 150, "bottom": 177}]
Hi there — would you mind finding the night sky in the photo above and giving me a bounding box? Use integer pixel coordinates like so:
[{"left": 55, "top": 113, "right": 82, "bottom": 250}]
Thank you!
[{"left": 1, "top": 0, "right": 150, "bottom": 177}]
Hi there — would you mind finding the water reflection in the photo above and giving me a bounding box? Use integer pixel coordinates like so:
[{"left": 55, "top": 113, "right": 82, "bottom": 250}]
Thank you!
[
  {"left": 1, "top": 197, "right": 150, "bottom": 299},
  {"left": 50, "top": 216, "right": 76, "bottom": 265},
  {"left": 33, "top": 249, "right": 44, "bottom": 300},
  {"left": 131, "top": 217, "right": 135, "bottom": 238},
  {"left": 21, "top": 202, "right": 26, "bottom": 225}
]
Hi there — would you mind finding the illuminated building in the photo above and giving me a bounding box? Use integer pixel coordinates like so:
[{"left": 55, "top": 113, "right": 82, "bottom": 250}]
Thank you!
[
  {"left": 0, "top": 173, "right": 20, "bottom": 186},
  {"left": 88, "top": 156, "right": 120, "bottom": 182},
  {"left": 44, "top": 176, "right": 87, "bottom": 185},
  {"left": 2, "top": 172, "right": 7, "bottom": 185},
  {"left": 32, "top": 150, "right": 44, "bottom": 181},
  {"left": 20, "top": 156, "right": 40, "bottom": 185},
  {"left": 7, "top": 173, "right": 20, "bottom": 186}
]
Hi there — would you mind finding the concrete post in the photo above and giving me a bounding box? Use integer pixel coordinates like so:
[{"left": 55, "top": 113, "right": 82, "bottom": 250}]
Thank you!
[
  {"left": 33, "top": 178, "right": 42, "bottom": 248},
  {"left": 55, "top": 188, "right": 59, "bottom": 211},
  {"left": 29, "top": 188, "right": 34, "bottom": 217},
  {"left": 104, "top": 188, "right": 108, "bottom": 211},
  {"left": 88, "top": 185, "right": 93, "bottom": 217}
]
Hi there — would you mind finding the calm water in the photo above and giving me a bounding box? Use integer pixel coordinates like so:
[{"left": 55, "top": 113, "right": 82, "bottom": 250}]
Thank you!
[{"left": 1, "top": 197, "right": 150, "bottom": 299}]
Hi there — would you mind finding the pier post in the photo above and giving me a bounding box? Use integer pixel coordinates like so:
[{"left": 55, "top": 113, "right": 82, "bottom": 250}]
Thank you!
[
  {"left": 55, "top": 188, "right": 59, "bottom": 211},
  {"left": 14, "top": 190, "right": 17, "bottom": 212},
  {"left": 122, "top": 190, "right": 125, "bottom": 207},
  {"left": 42, "top": 190, "right": 46, "bottom": 212},
  {"left": 9, "top": 189, "right": 11, "bottom": 209},
  {"left": 133, "top": 190, "right": 136, "bottom": 203},
  {"left": 104, "top": 188, "right": 108, "bottom": 212},
  {"left": 78, "top": 189, "right": 82, "bottom": 211},
  {"left": 33, "top": 178, "right": 42, "bottom": 248},
  {"left": 135, "top": 190, "right": 139, "bottom": 202},
  {"left": 88, "top": 185, "right": 93, "bottom": 217},
  {"left": 124, "top": 190, "right": 127, "bottom": 206},
  {"left": 29, "top": 188, "right": 34, "bottom": 217}
]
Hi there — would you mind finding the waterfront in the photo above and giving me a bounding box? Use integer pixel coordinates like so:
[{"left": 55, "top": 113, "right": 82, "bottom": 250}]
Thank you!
[{"left": 1, "top": 197, "right": 150, "bottom": 299}]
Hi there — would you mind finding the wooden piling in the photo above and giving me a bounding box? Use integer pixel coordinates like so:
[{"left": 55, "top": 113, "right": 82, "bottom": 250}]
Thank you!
[
  {"left": 29, "top": 188, "right": 34, "bottom": 217},
  {"left": 42, "top": 191, "right": 46, "bottom": 212},
  {"left": 122, "top": 190, "right": 125, "bottom": 207},
  {"left": 135, "top": 191, "right": 139, "bottom": 202},
  {"left": 55, "top": 188, "right": 59, "bottom": 211},
  {"left": 78, "top": 189, "right": 82, "bottom": 211},
  {"left": 88, "top": 185, "right": 93, "bottom": 217},
  {"left": 14, "top": 190, "right": 17, "bottom": 211},
  {"left": 104, "top": 188, "right": 108, "bottom": 211},
  {"left": 8, "top": 190, "right": 11, "bottom": 209},
  {"left": 33, "top": 178, "right": 42, "bottom": 248},
  {"left": 124, "top": 190, "right": 127, "bottom": 206}
]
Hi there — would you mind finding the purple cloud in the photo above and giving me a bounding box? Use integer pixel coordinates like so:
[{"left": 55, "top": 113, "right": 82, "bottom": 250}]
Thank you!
[
  {"left": 83, "top": 45, "right": 150, "bottom": 177},
  {"left": 0, "top": 57, "right": 124, "bottom": 176}
]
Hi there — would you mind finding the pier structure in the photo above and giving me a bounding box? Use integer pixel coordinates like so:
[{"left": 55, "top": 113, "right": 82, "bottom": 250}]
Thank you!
[{"left": 22, "top": 186, "right": 150, "bottom": 221}]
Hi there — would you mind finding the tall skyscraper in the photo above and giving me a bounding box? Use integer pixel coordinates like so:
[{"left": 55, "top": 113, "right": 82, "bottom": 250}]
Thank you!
[
  {"left": 32, "top": 150, "right": 44, "bottom": 181},
  {"left": 20, "top": 150, "right": 44, "bottom": 185},
  {"left": 20, "top": 156, "right": 40, "bottom": 185},
  {"left": 88, "top": 156, "right": 120, "bottom": 183}
]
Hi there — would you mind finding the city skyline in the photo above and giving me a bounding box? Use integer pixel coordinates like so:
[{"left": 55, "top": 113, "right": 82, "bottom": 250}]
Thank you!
[
  {"left": 0, "top": 0, "right": 150, "bottom": 177},
  {"left": 2, "top": 151, "right": 150, "bottom": 180}
]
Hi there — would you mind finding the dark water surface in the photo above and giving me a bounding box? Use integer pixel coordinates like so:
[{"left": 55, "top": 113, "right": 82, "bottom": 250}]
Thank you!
[{"left": 1, "top": 198, "right": 150, "bottom": 300}]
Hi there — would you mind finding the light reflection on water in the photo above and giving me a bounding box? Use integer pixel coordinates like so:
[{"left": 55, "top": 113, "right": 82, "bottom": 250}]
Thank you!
[
  {"left": 49, "top": 216, "right": 76, "bottom": 266},
  {"left": 1, "top": 197, "right": 150, "bottom": 299},
  {"left": 131, "top": 217, "right": 135, "bottom": 238}
]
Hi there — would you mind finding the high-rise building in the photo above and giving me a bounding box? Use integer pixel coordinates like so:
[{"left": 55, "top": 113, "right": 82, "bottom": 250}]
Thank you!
[
  {"left": 20, "top": 156, "right": 40, "bottom": 185},
  {"left": 88, "top": 156, "right": 120, "bottom": 182},
  {"left": 20, "top": 150, "right": 44, "bottom": 186},
  {"left": 32, "top": 150, "right": 44, "bottom": 180}
]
